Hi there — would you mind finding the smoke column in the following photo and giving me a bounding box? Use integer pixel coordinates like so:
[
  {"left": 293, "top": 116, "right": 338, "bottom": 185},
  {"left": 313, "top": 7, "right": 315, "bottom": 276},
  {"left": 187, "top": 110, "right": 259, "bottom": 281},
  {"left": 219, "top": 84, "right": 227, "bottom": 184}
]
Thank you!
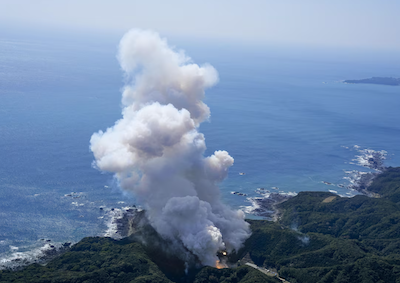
[{"left": 90, "top": 29, "right": 250, "bottom": 266}]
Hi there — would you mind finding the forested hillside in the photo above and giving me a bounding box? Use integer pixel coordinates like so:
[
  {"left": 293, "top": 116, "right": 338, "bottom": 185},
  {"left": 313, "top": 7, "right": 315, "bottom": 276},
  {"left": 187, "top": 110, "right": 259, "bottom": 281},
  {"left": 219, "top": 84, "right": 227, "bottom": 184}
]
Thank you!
[
  {"left": 241, "top": 167, "right": 400, "bottom": 282},
  {"left": 2, "top": 168, "right": 400, "bottom": 283}
]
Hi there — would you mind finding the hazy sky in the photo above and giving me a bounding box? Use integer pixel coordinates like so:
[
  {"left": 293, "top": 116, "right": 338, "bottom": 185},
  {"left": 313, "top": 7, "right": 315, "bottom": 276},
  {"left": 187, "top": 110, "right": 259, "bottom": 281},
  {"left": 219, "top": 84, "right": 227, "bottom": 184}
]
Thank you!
[{"left": 1, "top": 0, "right": 400, "bottom": 50}]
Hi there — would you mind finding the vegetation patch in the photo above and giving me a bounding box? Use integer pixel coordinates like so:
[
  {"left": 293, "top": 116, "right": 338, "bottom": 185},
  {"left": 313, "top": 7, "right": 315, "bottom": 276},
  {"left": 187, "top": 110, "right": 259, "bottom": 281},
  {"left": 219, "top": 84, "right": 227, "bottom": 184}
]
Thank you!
[
  {"left": 2, "top": 168, "right": 400, "bottom": 282},
  {"left": 238, "top": 168, "right": 400, "bottom": 282}
]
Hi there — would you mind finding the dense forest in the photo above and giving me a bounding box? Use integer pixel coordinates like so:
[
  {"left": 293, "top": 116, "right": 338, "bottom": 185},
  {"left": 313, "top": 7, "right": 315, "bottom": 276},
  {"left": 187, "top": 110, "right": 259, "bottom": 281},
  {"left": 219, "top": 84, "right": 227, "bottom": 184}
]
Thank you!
[
  {"left": 1, "top": 168, "right": 400, "bottom": 283},
  {"left": 0, "top": 236, "right": 278, "bottom": 283}
]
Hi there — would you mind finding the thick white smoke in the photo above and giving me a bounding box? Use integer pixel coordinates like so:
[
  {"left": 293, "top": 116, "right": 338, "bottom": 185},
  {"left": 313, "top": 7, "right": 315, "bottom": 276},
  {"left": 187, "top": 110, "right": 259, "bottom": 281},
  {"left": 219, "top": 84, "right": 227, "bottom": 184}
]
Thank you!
[{"left": 90, "top": 29, "right": 250, "bottom": 266}]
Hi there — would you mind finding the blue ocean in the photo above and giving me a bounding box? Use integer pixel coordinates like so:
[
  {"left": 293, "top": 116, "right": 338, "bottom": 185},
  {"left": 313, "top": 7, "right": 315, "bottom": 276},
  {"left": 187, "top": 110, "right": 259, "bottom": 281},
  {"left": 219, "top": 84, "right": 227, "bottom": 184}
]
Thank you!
[{"left": 0, "top": 31, "right": 399, "bottom": 265}]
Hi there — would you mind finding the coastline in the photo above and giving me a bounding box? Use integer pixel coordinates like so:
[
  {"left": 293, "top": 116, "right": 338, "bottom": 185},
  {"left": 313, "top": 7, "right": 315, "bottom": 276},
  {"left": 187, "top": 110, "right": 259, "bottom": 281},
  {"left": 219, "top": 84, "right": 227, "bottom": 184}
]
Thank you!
[
  {"left": 0, "top": 146, "right": 390, "bottom": 271},
  {"left": 2, "top": 165, "right": 400, "bottom": 282}
]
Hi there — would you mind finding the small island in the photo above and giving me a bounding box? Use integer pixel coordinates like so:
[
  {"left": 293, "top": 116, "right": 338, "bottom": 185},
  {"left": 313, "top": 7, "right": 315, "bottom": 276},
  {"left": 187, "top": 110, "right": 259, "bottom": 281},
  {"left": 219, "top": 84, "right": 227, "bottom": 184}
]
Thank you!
[{"left": 344, "top": 77, "right": 400, "bottom": 86}]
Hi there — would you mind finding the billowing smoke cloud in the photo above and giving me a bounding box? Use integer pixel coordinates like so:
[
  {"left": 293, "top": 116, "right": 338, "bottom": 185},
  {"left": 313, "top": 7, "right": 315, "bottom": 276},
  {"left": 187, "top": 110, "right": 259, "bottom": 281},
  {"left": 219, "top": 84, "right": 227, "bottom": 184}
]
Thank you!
[{"left": 90, "top": 29, "right": 250, "bottom": 266}]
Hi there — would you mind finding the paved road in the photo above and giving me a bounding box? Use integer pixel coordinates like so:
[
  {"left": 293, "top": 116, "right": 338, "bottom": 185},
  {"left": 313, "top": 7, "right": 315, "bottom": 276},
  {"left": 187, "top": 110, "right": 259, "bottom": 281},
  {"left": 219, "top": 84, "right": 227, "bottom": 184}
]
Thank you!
[{"left": 245, "top": 263, "right": 289, "bottom": 282}]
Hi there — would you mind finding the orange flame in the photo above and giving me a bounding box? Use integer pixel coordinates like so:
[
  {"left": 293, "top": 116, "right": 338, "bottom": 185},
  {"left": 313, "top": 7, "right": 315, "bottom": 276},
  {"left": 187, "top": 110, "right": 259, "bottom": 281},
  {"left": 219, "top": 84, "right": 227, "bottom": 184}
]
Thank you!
[{"left": 215, "top": 260, "right": 227, "bottom": 269}]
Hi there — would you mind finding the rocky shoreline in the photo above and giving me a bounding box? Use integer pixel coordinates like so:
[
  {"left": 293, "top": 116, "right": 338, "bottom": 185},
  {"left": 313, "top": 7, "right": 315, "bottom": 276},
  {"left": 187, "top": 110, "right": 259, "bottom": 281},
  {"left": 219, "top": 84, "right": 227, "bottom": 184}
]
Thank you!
[
  {"left": 1, "top": 146, "right": 390, "bottom": 270},
  {"left": 241, "top": 146, "right": 389, "bottom": 219},
  {"left": 0, "top": 241, "right": 72, "bottom": 271}
]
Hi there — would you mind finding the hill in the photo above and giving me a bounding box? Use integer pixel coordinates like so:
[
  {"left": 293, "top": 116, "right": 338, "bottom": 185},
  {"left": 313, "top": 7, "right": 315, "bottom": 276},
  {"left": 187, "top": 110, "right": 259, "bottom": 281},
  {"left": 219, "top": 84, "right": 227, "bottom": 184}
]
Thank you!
[
  {"left": 2, "top": 168, "right": 400, "bottom": 282},
  {"left": 0, "top": 236, "right": 279, "bottom": 283},
  {"left": 240, "top": 167, "right": 400, "bottom": 282}
]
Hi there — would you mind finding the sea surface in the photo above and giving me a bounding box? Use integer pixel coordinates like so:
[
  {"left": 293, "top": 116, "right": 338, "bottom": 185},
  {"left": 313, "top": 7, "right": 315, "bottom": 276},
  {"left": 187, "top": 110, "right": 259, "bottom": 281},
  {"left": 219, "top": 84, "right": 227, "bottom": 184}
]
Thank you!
[{"left": 0, "top": 30, "right": 399, "bottom": 266}]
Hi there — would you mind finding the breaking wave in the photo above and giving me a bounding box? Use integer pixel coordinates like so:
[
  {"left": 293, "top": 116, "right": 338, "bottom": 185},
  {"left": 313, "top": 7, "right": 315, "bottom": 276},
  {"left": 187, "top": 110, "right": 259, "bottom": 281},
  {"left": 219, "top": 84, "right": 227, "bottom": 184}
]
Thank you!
[
  {"left": 242, "top": 145, "right": 390, "bottom": 218},
  {"left": 0, "top": 241, "right": 71, "bottom": 270}
]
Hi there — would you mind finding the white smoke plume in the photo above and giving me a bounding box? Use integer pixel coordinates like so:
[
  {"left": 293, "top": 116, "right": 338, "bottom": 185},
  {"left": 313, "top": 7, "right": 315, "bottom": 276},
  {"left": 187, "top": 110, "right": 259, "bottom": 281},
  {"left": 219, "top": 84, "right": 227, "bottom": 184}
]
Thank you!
[{"left": 90, "top": 29, "right": 250, "bottom": 266}]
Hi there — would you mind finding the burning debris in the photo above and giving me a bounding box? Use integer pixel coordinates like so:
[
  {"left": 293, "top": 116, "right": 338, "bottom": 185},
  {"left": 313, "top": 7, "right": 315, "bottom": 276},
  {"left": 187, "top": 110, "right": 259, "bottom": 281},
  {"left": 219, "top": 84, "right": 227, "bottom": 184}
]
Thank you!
[
  {"left": 215, "top": 250, "right": 228, "bottom": 269},
  {"left": 217, "top": 250, "right": 228, "bottom": 257}
]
